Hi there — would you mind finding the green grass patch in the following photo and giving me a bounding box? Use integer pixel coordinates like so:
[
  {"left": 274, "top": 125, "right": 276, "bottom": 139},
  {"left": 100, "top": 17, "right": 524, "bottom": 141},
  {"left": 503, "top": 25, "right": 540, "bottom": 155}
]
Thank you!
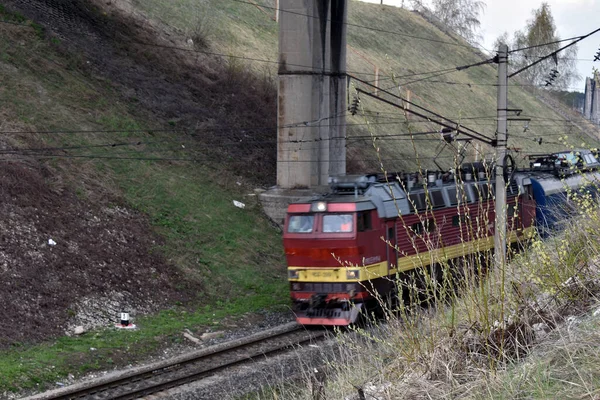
[
  {"left": 110, "top": 160, "right": 286, "bottom": 298},
  {"left": 0, "top": 295, "right": 288, "bottom": 392}
]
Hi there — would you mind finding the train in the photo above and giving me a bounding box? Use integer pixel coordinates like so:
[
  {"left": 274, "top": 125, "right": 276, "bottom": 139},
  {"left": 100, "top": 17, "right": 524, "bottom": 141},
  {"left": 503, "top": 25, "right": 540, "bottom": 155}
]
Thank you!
[{"left": 283, "top": 150, "right": 600, "bottom": 326}]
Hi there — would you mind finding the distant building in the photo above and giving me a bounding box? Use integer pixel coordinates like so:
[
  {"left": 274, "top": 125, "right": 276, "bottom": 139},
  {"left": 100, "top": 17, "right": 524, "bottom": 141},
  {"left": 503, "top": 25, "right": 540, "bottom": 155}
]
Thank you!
[{"left": 584, "top": 76, "right": 600, "bottom": 125}]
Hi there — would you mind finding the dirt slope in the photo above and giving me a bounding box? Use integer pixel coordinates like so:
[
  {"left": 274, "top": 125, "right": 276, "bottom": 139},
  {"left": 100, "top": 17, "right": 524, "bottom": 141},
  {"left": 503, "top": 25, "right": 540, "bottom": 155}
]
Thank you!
[
  {"left": 5, "top": 0, "right": 277, "bottom": 182},
  {"left": 0, "top": 154, "right": 195, "bottom": 346}
]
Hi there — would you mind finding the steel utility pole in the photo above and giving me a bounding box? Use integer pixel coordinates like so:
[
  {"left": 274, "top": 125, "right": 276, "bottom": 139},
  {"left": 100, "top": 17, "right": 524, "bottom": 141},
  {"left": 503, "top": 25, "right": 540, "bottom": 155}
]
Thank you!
[{"left": 494, "top": 44, "right": 508, "bottom": 269}]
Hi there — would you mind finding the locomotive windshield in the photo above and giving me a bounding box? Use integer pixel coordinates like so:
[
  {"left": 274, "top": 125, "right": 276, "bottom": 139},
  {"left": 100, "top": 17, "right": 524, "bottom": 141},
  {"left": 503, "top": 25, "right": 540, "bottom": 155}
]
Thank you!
[
  {"left": 288, "top": 215, "right": 314, "bottom": 233},
  {"left": 323, "top": 214, "right": 353, "bottom": 233}
]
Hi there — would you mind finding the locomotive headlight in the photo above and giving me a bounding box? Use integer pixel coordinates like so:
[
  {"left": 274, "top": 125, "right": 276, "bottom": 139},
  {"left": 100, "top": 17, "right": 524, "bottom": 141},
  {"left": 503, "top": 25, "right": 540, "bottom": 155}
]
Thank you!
[
  {"left": 288, "top": 269, "right": 299, "bottom": 279},
  {"left": 346, "top": 269, "right": 360, "bottom": 280},
  {"left": 311, "top": 201, "right": 327, "bottom": 212}
]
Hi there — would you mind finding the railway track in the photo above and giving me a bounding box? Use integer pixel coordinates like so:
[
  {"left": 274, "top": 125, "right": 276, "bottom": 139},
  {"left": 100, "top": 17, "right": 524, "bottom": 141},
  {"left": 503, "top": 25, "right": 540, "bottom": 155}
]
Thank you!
[{"left": 25, "top": 322, "right": 326, "bottom": 400}]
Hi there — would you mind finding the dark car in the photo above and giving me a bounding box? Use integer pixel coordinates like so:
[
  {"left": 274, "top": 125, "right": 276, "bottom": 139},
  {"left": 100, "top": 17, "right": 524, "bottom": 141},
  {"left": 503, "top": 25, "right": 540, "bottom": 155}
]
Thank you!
[{"left": 530, "top": 149, "right": 600, "bottom": 175}]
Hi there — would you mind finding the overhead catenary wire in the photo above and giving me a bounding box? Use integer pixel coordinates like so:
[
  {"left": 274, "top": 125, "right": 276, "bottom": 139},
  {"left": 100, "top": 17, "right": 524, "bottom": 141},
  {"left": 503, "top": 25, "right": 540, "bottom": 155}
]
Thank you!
[
  {"left": 374, "top": 58, "right": 496, "bottom": 91},
  {"left": 508, "top": 35, "right": 588, "bottom": 53},
  {"left": 350, "top": 74, "right": 495, "bottom": 144},
  {"left": 1, "top": 18, "right": 504, "bottom": 89},
  {"left": 389, "top": 79, "right": 587, "bottom": 91},
  {"left": 0, "top": 125, "right": 499, "bottom": 153},
  {"left": 0, "top": 9, "right": 516, "bottom": 93},
  {"left": 0, "top": 19, "right": 381, "bottom": 77},
  {"left": 4, "top": 21, "right": 592, "bottom": 131},
  {"left": 0, "top": 128, "right": 462, "bottom": 156},
  {"left": 3, "top": 17, "right": 502, "bottom": 89},
  {"left": 509, "top": 27, "right": 600, "bottom": 78},
  {"left": 17, "top": 111, "right": 584, "bottom": 149},
  {"left": 0, "top": 135, "right": 574, "bottom": 164},
  {"left": 0, "top": 110, "right": 584, "bottom": 137},
  {"left": 0, "top": 151, "right": 473, "bottom": 164}
]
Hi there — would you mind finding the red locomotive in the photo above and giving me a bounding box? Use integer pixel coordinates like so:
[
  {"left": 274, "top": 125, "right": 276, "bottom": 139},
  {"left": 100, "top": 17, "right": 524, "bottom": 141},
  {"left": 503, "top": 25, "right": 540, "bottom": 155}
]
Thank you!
[{"left": 283, "top": 165, "right": 536, "bottom": 326}]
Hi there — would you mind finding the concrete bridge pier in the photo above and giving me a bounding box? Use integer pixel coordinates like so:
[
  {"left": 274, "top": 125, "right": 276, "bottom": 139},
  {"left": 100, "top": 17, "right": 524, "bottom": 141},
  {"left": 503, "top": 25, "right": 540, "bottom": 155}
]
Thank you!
[
  {"left": 277, "top": 0, "right": 347, "bottom": 188},
  {"left": 261, "top": 0, "right": 348, "bottom": 226}
]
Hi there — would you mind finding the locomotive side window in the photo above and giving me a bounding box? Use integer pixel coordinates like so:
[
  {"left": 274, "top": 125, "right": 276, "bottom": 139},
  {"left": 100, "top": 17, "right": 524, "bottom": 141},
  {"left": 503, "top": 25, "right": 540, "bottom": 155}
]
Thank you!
[
  {"left": 357, "top": 212, "right": 372, "bottom": 232},
  {"left": 288, "top": 215, "right": 314, "bottom": 233},
  {"left": 423, "top": 218, "right": 435, "bottom": 232},
  {"left": 411, "top": 222, "right": 423, "bottom": 235},
  {"left": 508, "top": 202, "right": 520, "bottom": 218},
  {"left": 409, "top": 192, "right": 428, "bottom": 211},
  {"left": 452, "top": 215, "right": 468, "bottom": 226},
  {"left": 470, "top": 185, "right": 480, "bottom": 202},
  {"left": 447, "top": 187, "right": 458, "bottom": 205},
  {"left": 323, "top": 214, "right": 354, "bottom": 233},
  {"left": 430, "top": 190, "right": 445, "bottom": 208},
  {"left": 526, "top": 184, "right": 534, "bottom": 200},
  {"left": 412, "top": 218, "right": 435, "bottom": 235}
]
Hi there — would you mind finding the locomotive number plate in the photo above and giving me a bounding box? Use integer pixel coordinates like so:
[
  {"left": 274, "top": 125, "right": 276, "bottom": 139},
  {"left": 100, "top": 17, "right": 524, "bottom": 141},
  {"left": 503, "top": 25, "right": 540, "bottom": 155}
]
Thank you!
[{"left": 312, "top": 271, "right": 332, "bottom": 278}]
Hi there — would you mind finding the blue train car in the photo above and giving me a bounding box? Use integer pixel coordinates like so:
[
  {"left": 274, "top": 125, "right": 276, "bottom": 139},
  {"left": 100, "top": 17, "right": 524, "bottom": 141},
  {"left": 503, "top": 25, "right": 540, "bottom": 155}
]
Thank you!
[
  {"left": 529, "top": 172, "right": 600, "bottom": 234},
  {"left": 520, "top": 149, "right": 600, "bottom": 235}
]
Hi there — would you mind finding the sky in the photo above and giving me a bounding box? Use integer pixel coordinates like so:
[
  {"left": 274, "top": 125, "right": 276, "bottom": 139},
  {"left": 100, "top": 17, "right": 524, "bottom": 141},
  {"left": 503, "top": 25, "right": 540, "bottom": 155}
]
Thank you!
[{"left": 360, "top": 0, "right": 600, "bottom": 91}]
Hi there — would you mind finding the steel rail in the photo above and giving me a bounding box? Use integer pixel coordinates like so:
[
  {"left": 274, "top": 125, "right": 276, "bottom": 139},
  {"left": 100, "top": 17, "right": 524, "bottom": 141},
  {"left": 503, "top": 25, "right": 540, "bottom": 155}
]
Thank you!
[{"left": 25, "top": 323, "right": 326, "bottom": 400}]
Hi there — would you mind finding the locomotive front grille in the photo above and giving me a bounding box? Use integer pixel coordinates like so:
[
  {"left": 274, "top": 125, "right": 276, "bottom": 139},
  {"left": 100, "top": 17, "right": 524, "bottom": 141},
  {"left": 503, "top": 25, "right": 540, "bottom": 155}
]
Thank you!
[
  {"left": 306, "top": 308, "right": 343, "bottom": 318},
  {"left": 298, "top": 283, "right": 345, "bottom": 292}
]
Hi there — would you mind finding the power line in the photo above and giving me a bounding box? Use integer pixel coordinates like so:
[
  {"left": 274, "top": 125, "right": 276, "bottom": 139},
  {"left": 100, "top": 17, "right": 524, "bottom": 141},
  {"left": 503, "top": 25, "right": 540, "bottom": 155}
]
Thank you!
[
  {"left": 230, "top": 0, "right": 477, "bottom": 50},
  {"left": 395, "top": 79, "right": 586, "bottom": 91},
  {"left": 2, "top": 17, "right": 498, "bottom": 90},
  {"left": 396, "top": 69, "right": 460, "bottom": 86},
  {"left": 0, "top": 128, "right": 186, "bottom": 135},
  {"left": 359, "top": 108, "right": 593, "bottom": 124},
  {"left": 508, "top": 35, "right": 586, "bottom": 53},
  {"left": 0, "top": 120, "right": 419, "bottom": 138},
  {"left": 373, "top": 58, "right": 495, "bottom": 91},
  {"left": 0, "top": 111, "right": 584, "bottom": 138},
  {"left": 0, "top": 19, "right": 384, "bottom": 77},
  {"left": 509, "top": 27, "right": 600, "bottom": 78},
  {"left": 0, "top": 128, "right": 461, "bottom": 156},
  {"left": 119, "top": 39, "right": 374, "bottom": 76},
  {"left": 130, "top": 37, "right": 501, "bottom": 84},
  {"left": 0, "top": 7, "right": 506, "bottom": 91},
  {"left": 350, "top": 74, "right": 494, "bottom": 143},
  {"left": 0, "top": 151, "right": 467, "bottom": 164}
]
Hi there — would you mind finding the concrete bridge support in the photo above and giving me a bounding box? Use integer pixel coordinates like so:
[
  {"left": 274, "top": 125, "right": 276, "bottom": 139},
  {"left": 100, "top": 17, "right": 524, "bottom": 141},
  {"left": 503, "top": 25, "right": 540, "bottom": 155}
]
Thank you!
[
  {"left": 277, "top": 0, "right": 347, "bottom": 189},
  {"left": 584, "top": 77, "right": 594, "bottom": 121}
]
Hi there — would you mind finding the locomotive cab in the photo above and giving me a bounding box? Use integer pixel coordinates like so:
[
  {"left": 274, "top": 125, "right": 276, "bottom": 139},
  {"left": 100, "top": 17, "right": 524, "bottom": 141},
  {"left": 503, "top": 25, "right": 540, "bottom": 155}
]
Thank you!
[{"left": 284, "top": 198, "right": 387, "bottom": 325}]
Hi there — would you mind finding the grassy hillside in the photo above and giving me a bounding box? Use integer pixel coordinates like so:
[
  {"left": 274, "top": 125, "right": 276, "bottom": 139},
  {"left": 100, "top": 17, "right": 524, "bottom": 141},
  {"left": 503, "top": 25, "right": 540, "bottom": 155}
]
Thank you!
[{"left": 135, "top": 0, "right": 599, "bottom": 172}]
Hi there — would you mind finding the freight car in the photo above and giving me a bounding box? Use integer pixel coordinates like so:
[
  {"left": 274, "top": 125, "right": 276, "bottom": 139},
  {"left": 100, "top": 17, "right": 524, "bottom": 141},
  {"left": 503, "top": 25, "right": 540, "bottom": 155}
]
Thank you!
[{"left": 284, "top": 164, "right": 537, "bottom": 326}]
